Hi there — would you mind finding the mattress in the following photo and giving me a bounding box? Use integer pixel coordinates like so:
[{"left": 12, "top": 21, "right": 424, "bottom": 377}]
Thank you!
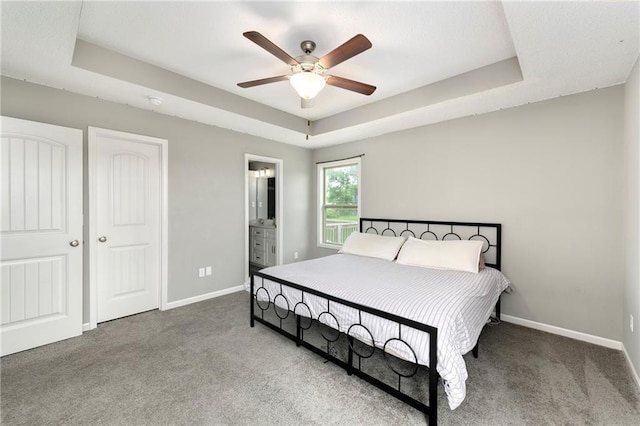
[{"left": 253, "top": 253, "right": 512, "bottom": 410}]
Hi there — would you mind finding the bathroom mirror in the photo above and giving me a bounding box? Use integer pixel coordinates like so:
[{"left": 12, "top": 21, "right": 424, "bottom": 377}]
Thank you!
[{"left": 248, "top": 162, "right": 276, "bottom": 223}]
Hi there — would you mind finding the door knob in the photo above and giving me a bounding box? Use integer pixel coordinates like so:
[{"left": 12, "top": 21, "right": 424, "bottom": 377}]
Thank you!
[
  {"left": 98, "top": 236, "right": 107, "bottom": 243},
  {"left": 69, "top": 240, "right": 80, "bottom": 247}
]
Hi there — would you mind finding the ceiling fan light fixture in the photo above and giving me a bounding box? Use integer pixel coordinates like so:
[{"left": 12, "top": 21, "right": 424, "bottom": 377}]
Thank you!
[{"left": 290, "top": 71, "right": 326, "bottom": 100}]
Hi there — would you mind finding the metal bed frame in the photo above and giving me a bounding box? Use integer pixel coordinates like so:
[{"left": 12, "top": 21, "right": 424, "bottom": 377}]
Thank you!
[{"left": 250, "top": 218, "right": 503, "bottom": 425}]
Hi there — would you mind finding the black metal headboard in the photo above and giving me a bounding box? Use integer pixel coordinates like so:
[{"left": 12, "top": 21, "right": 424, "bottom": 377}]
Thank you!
[{"left": 359, "top": 218, "right": 502, "bottom": 270}]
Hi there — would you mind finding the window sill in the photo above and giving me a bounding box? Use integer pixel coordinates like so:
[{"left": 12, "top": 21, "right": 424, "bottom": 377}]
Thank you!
[{"left": 317, "top": 242, "right": 342, "bottom": 250}]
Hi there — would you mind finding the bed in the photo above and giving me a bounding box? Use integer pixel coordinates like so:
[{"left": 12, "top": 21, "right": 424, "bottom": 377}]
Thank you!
[{"left": 250, "top": 218, "right": 511, "bottom": 424}]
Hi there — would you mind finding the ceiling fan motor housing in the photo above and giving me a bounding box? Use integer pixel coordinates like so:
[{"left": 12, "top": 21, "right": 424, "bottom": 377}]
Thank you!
[
  {"left": 292, "top": 55, "right": 325, "bottom": 74},
  {"left": 292, "top": 41, "right": 323, "bottom": 74}
]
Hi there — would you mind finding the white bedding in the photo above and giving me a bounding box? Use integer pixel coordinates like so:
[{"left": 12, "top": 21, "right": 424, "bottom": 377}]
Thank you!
[{"left": 253, "top": 253, "right": 512, "bottom": 410}]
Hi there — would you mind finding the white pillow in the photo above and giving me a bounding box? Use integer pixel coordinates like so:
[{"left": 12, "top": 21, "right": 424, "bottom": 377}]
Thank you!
[
  {"left": 339, "top": 232, "right": 406, "bottom": 261},
  {"left": 396, "top": 237, "right": 484, "bottom": 273}
]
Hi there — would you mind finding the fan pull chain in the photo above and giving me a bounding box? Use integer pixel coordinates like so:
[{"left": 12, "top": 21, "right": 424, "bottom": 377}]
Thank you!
[{"left": 306, "top": 120, "right": 310, "bottom": 141}]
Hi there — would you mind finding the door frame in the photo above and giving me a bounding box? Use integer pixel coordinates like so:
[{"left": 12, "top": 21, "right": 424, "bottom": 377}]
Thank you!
[
  {"left": 88, "top": 127, "right": 168, "bottom": 330},
  {"left": 244, "top": 154, "right": 283, "bottom": 283}
]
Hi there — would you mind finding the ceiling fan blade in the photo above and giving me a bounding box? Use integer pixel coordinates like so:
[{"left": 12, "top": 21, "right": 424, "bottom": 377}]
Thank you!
[
  {"left": 243, "top": 31, "right": 299, "bottom": 66},
  {"left": 318, "top": 34, "right": 372, "bottom": 69},
  {"left": 237, "top": 75, "right": 289, "bottom": 88},
  {"left": 326, "top": 75, "right": 376, "bottom": 95}
]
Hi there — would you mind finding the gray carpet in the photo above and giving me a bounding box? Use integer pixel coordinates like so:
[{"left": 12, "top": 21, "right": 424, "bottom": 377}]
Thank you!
[{"left": 1, "top": 290, "right": 639, "bottom": 425}]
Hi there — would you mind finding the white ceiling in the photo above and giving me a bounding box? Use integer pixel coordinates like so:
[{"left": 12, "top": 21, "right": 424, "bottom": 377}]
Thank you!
[{"left": 1, "top": 1, "right": 638, "bottom": 148}]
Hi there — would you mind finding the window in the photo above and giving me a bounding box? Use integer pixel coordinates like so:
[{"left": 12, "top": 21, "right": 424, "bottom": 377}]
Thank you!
[{"left": 317, "top": 158, "right": 361, "bottom": 248}]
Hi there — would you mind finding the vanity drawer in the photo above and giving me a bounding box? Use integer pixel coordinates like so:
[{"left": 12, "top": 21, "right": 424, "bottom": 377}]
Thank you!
[
  {"left": 251, "top": 227, "right": 265, "bottom": 237},
  {"left": 251, "top": 227, "right": 275, "bottom": 239},
  {"left": 251, "top": 250, "right": 265, "bottom": 265},
  {"left": 252, "top": 237, "right": 265, "bottom": 250}
]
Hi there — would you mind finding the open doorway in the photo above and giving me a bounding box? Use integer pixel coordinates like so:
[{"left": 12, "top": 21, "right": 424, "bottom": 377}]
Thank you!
[{"left": 244, "top": 154, "right": 283, "bottom": 286}]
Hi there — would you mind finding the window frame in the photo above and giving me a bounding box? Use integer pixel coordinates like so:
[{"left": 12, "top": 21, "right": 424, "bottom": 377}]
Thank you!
[{"left": 317, "top": 157, "right": 361, "bottom": 249}]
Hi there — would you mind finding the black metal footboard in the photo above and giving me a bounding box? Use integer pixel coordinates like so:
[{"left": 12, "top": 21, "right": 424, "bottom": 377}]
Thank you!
[{"left": 250, "top": 272, "right": 439, "bottom": 425}]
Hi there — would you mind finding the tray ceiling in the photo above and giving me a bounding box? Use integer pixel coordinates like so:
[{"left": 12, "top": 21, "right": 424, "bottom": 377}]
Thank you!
[{"left": 1, "top": 1, "right": 638, "bottom": 148}]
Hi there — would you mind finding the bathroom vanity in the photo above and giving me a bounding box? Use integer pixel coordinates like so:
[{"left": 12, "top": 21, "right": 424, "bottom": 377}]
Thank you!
[{"left": 249, "top": 224, "right": 277, "bottom": 271}]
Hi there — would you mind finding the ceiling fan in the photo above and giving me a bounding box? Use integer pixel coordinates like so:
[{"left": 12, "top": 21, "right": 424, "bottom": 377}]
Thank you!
[{"left": 237, "top": 31, "right": 376, "bottom": 108}]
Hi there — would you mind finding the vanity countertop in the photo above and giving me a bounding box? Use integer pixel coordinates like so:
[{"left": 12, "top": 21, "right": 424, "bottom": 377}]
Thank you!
[{"left": 249, "top": 221, "right": 276, "bottom": 229}]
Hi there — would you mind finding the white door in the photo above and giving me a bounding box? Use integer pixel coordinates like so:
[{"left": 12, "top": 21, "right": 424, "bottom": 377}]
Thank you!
[
  {"left": 1, "top": 116, "right": 83, "bottom": 356},
  {"left": 90, "top": 128, "right": 164, "bottom": 323}
]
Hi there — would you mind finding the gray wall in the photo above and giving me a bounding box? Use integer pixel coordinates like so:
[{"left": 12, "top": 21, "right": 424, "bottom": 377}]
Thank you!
[
  {"left": 624, "top": 56, "right": 640, "bottom": 375},
  {"left": 312, "top": 86, "right": 625, "bottom": 341},
  {"left": 1, "top": 75, "right": 632, "bottom": 346},
  {"left": 0, "top": 76, "right": 314, "bottom": 322}
]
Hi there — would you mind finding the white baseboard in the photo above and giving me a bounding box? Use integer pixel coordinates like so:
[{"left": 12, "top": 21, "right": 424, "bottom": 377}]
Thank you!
[
  {"left": 500, "top": 314, "right": 622, "bottom": 350},
  {"left": 622, "top": 344, "right": 640, "bottom": 392},
  {"left": 163, "top": 285, "right": 245, "bottom": 310},
  {"left": 80, "top": 286, "right": 244, "bottom": 331}
]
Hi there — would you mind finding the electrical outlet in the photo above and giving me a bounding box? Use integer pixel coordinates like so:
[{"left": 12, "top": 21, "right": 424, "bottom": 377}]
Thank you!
[
  {"left": 631, "top": 315, "right": 634, "bottom": 333},
  {"left": 205, "top": 266, "right": 212, "bottom": 276},
  {"left": 294, "top": 251, "right": 299, "bottom": 260},
  {"left": 198, "top": 267, "right": 205, "bottom": 278}
]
